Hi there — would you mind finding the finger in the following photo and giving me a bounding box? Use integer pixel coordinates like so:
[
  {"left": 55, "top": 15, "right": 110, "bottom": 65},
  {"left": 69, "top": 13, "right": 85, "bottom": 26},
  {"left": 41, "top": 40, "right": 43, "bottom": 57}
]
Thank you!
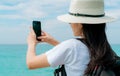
[
  {"left": 41, "top": 39, "right": 44, "bottom": 42},
  {"left": 41, "top": 32, "right": 45, "bottom": 36},
  {"left": 37, "top": 38, "right": 45, "bottom": 42},
  {"left": 38, "top": 40, "right": 44, "bottom": 43},
  {"left": 30, "top": 27, "right": 36, "bottom": 36},
  {"left": 30, "top": 27, "right": 34, "bottom": 33},
  {"left": 38, "top": 36, "right": 46, "bottom": 39},
  {"left": 41, "top": 31, "right": 46, "bottom": 36}
]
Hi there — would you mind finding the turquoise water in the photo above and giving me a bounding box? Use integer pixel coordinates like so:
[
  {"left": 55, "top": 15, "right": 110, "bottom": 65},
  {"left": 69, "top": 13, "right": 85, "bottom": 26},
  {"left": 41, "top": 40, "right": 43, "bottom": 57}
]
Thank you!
[{"left": 0, "top": 44, "right": 120, "bottom": 76}]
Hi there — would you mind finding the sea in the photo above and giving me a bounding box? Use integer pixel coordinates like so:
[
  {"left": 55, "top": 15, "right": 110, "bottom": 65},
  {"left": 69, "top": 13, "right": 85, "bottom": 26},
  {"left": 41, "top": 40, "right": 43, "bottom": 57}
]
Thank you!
[{"left": 0, "top": 44, "right": 120, "bottom": 76}]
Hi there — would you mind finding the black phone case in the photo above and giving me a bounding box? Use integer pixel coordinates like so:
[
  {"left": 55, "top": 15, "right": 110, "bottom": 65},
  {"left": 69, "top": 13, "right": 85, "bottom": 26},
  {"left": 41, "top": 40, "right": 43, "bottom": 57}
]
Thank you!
[{"left": 33, "top": 21, "right": 41, "bottom": 41}]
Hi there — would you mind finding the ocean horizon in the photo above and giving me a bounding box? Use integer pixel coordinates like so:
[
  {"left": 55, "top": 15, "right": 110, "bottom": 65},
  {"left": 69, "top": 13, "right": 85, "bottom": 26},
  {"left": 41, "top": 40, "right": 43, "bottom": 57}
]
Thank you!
[{"left": 0, "top": 44, "right": 120, "bottom": 76}]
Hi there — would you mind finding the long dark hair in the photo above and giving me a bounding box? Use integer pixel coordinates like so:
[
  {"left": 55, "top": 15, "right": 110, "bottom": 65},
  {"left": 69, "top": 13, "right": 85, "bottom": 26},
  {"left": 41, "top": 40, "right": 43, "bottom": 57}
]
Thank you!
[{"left": 82, "top": 23, "right": 115, "bottom": 74}]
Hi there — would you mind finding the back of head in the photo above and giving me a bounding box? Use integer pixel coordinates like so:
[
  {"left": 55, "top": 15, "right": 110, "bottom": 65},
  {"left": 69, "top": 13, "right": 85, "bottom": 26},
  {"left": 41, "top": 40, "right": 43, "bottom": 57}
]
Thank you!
[
  {"left": 82, "top": 23, "right": 115, "bottom": 74},
  {"left": 83, "top": 23, "right": 106, "bottom": 47}
]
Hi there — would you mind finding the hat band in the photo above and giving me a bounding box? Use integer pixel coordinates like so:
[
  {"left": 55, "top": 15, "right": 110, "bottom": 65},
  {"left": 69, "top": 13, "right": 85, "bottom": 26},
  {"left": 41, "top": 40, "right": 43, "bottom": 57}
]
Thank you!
[{"left": 69, "top": 12, "right": 105, "bottom": 17}]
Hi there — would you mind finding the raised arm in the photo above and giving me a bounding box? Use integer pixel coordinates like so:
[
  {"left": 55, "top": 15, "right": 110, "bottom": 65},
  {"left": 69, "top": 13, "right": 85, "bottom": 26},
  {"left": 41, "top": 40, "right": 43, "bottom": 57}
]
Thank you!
[{"left": 26, "top": 27, "right": 59, "bottom": 69}]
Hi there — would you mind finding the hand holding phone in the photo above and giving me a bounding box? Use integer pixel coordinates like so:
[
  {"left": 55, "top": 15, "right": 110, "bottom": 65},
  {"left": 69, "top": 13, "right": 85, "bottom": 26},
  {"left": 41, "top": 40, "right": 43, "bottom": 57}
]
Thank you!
[{"left": 33, "top": 21, "right": 41, "bottom": 41}]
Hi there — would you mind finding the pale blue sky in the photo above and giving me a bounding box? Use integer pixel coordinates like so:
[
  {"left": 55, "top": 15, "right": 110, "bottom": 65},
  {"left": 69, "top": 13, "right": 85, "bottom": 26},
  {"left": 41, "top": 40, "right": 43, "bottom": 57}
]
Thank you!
[{"left": 0, "top": 0, "right": 120, "bottom": 44}]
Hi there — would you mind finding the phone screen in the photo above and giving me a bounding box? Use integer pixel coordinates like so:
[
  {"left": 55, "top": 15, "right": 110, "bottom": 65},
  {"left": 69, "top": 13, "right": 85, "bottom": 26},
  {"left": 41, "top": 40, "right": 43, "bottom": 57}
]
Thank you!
[{"left": 33, "top": 21, "right": 41, "bottom": 41}]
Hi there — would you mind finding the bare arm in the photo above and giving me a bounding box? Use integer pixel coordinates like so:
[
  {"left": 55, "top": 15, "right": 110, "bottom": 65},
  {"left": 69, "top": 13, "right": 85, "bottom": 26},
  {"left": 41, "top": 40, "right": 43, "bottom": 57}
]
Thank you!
[
  {"left": 26, "top": 27, "right": 59, "bottom": 69},
  {"left": 38, "top": 31, "right": 59, "bottom": 46},
  {"left": 26, "top": 45, "right": 50, "bottom": 69}
]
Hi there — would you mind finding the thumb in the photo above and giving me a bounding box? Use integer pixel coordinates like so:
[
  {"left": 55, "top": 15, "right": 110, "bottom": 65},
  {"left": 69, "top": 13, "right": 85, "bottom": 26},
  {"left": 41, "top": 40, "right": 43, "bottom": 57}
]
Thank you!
[
  {"left": 38, "top": 36, "right": 46, "bottom": 39},
  {"left": 41, "top": 31, "right": 47, "bottom": 36}
]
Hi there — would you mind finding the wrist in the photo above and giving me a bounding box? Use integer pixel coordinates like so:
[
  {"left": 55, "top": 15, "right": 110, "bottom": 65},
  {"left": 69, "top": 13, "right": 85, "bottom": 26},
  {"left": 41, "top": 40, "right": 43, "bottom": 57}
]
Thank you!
[
  {"left": 28, "top": 43, "right": 36, "bottom": 47},
  {"left": 28, "top": 44, "right": 36, "bottom": 50},
  {"left": 51, "top": 40, "right": 59, "bottom": 46}
]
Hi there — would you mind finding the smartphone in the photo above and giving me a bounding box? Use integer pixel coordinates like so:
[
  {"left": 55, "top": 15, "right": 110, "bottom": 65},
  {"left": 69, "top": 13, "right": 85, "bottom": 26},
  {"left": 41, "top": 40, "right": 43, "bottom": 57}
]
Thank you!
[{"left": 33, "top": 21, "right": 41, "bottom": 41}]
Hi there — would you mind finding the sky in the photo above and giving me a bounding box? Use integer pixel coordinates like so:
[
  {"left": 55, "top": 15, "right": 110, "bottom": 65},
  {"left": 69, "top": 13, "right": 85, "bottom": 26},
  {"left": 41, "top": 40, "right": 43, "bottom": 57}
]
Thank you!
[{"left": 0, "top": 0, "right": 120, "bottom": 44}]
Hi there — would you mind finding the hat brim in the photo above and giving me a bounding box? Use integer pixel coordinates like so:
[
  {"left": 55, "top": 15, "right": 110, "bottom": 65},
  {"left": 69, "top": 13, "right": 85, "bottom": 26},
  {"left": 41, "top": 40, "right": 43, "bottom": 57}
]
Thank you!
[{"left": 57, "top": 14, "right": 116, "bottom": 24}]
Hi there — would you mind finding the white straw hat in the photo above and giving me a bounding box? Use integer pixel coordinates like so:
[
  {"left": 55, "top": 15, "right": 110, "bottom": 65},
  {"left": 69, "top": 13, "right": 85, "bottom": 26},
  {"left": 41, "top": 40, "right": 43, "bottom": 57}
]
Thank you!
[{"left": 57, "top": 0, "right": 115, "bottom": 24}]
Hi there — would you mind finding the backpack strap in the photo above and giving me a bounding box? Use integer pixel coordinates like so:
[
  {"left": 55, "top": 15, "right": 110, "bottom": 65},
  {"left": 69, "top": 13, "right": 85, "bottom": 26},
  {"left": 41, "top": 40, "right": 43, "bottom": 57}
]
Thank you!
[
  {"left": 54, "top": 65, "right": 67, "bottom": 76},
  {"left": 75, "top": 38, "right": 88, "bottom": 45}
]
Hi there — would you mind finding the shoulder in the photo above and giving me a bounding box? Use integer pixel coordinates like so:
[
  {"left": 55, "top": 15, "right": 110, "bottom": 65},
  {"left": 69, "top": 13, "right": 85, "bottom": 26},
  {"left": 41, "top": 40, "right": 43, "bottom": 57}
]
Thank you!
[
  {"left": 48, "top": 38, "right": 87, "bottom": 52},
  {"left": 63, "top": 38, "right": 85, "bottom": 44},
  {"left": 48, "top": 39, "right": 77, "bottom": 52},
  {"left": 60, "top": 39, "right": 86, "bottom": 48},
  {"left": 59, "top": 39, "right": 77, "bottom": 48},
  {"left": 61, "top": 39, "right": 75, "bottom": 44}
]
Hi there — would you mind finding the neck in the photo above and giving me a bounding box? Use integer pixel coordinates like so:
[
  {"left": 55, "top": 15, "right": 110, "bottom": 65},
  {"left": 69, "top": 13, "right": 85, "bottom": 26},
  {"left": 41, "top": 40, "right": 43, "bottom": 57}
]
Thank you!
[
  {"left": 74, "top": 33, "right": 84, "bottom": 38},
  {"left": 74, "top": 35, "right": 85, "bottom": 39}
]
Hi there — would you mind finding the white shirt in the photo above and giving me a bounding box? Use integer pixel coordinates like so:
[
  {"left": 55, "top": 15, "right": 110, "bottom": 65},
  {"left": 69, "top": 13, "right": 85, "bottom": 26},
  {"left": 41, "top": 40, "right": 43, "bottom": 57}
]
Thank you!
[{"left": 45, "top": 39, "right": 90, "bottom": 76}]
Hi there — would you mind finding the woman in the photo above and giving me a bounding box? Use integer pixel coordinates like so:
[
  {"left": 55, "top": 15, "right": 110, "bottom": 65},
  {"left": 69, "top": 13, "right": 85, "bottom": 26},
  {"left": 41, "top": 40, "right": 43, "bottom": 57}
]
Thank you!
[{"left": 26, "top": 0, "right": 116, "bottom": 76}]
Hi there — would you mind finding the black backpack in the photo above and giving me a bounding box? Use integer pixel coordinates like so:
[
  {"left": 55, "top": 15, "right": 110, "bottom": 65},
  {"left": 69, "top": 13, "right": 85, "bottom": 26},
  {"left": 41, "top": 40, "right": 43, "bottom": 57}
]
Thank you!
[
  {"left": 85, "top": 56, "right": 120, "bottom": 76},
  {"left": 54, "top": 39, "right": 120, "bottom": 76},
  {"left": 54, "top": 65, "right": 67, "bottom": 76},
  {"left": 54, "top": 57, "right": 120, "bottom": 76}
]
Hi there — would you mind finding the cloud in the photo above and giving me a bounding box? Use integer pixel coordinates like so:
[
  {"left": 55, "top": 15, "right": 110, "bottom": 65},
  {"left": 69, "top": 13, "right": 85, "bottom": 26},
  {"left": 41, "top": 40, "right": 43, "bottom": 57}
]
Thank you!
[
  {"left": 105, "top": 9, "right": 120, "bottom": 19},
  {"left": 104, "top": 0, "right": 120, "bottom": 19},
  {"left": 0, "top": 0, "right": 119, "bottom": 20},
  {"left": 0, "top": 0, "right": 120, "bottom": 44},
  {"left": 0, "top": 5, "right": 18, "bottom": 10},
  {"left": 0, "top": 25, "right": 29, "bottom": 44},
  {"left": 105, "top": 0, "right": 120, "bottom": 8},
  {"left": 0, "top": 2, "right": 46, "bottom": 20},
  {"left": 0, "top": 14, "right": 23, "bottom": 19},
  {"left": 0, "top": 0, "right": 69, "bottom": 20}
]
